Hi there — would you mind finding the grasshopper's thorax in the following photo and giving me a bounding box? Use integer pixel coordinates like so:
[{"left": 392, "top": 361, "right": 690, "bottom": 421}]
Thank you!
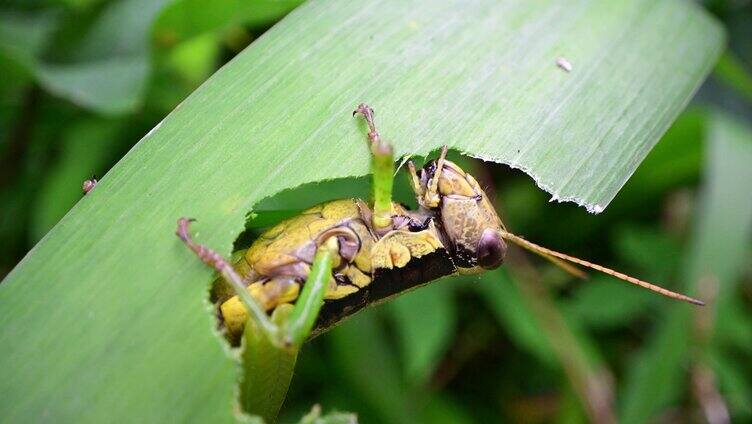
[{"left": 418, "top": 159, "right": 507, "bottom": 274}]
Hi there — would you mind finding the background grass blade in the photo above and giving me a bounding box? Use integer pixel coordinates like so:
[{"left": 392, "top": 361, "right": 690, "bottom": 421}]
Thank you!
[
  {"left": 35, "top": 0, "right": 169, "bottom": 115},
  {"left": 0, "top": 0, "right": 724, "bottom": 421},
  {"left": 619, "top": 111, "right": 752, "bottom": 423},
  {"left": 388, "top": 282, "right": 456, "bottom": 384}
]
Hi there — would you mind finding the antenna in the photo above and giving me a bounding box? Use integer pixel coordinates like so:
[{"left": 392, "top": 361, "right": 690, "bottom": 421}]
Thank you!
[
  {"left": 536, "top": 251, "right": 588, "bottom": 280},
  {"left": 499, "top": 230, "right": 705, "bottom": 306}
]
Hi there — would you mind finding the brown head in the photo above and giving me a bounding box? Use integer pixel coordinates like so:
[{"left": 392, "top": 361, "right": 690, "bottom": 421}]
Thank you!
[
  {"left": 409, "top": 149, "right": 507, "bottom": 274},
  {"left": 407, "top": 147, "right": 705, "bottom": 307}
]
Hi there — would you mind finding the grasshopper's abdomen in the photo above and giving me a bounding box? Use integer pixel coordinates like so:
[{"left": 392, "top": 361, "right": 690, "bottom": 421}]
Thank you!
[
  {"left": 217, "top": 199, "right": 375, "bottom": 339},
  {"left": 216, "top": 198, "right": 455, "bottom": 342}
]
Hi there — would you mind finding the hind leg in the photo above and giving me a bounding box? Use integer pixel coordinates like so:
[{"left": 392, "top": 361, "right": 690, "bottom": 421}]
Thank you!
[
  {"left": 177, "top": 218, "right": 339, "bottom": 349},
  {"left": 220, "top": 276, "right": 301, "bottom": 338}
]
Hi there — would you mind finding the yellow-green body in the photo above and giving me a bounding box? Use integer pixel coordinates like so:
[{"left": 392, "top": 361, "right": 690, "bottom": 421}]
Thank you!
[{"left": 219, "top": 198, "right": 445, "bottom": 338}]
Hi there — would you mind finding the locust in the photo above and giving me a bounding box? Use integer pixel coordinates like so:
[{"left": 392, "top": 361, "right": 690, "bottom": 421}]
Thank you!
[{"left": 176, "top": 104, "right": 703, "bottom": 419}]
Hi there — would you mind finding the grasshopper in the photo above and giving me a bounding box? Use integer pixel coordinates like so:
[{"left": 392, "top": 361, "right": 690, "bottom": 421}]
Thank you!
[
  {"left": 176, "top": 104, "right": 702, "bottom": 419},
  {"left": 177, "top": 103, "right": 703, "bottom": 344}
]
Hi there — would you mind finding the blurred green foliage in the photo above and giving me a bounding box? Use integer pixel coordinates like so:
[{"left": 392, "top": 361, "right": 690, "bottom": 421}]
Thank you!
[{"left": 1, "top": 0, "right": 750, "bottom": 423}]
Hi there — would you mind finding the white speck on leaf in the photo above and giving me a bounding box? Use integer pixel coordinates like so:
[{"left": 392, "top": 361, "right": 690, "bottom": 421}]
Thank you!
[{"left": 556, "top": 57, "right": 572, "bottom": 72}]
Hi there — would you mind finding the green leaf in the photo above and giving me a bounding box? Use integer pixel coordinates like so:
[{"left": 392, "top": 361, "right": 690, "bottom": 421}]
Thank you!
[
  {"left": 0, "top": 0, "right": 170, "bottom": 115},
  {"left": 417, "top": 395, "right": 475, "bottom": 424},
  {"left": 0, "top": 0, "right": 724, "bottom": 421},
  {"left": 714, "top": 52, "right": 752, "bottom": 103},
  {"left": 240, "top": 306, "right": 298, "bottom": 422},
  {"left": 616, "top": 108, "right": 705, "bottom": 199},
  {"left": 36, "top": 0, "right": 169, "bottom": 114},
  {"left": 36, "top": 57, "right": 149, "bottom": 114},
  {"left": 0, "top": 9, "right": 59, "bottom": 70},
  {"left": 388, "top": 281, "right": 455, "bottom": 383},
  {"left": 561, "top": 275, "right": 652, "bottom": 331},
  {"left": 714, "top": 295, "right": 752, "bottom": 355},
  {"left": 618, "top": 309, "right": 689, "bottom": 424},
  {"left": 0, "top": 9, "right": 59, "bottom": 92},
  {"left": 477, "top": 269, "right": 556, "bottom": 366},
  {"left": 327, "top": 313, "right": 413, "bottom": 423},
  {"left": 155, "top": 0, "right": 304, "bottom": 45},
  {"left": 165, "top": 33, "right": 220, "bottom": 86},
  {"left": 710, "top": 348, "right": 752, "bottom": 418},
  {"left": 298, "top": 405, "right": 358, "bottom": 424}
]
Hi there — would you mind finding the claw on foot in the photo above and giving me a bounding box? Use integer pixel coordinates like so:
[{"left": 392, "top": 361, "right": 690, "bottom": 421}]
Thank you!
[
  {"left": 176, "top": 218, "right": 225, "bottom": 268},
  {"left": 353, "top": 103, "right": 374, "bottom": 120},
  {"left": 353, "top": 103, "right": 382, "bottom": 146},
  {"left": 175, "top": 217, "right": 196, "bottom": 242}
]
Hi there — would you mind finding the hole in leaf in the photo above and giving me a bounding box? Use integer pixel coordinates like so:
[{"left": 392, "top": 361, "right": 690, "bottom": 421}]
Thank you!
[
  {"left": 201, "top": 174, "right": 428, "bottom": 420},
  {"left": 202, "top": 149, "right": 483, "bottom": 419},
  {"left": 207, "top": 173, "right": 422, "bottom": 346},
  {"left": 208, "top": 149, "right": 477, "bottom": 347}
]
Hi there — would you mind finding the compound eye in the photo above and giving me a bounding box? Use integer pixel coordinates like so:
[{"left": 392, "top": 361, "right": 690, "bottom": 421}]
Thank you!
[
  {"left": 477, "top": 229, "right": 506, "bottom": 270},
  {"left": 421, "top": 160, "right": 437, "bottom": 182}
]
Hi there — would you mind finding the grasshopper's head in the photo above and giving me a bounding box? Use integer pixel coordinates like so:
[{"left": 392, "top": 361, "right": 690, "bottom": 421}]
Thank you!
[
  {"left": 411, "top": 149, "right": 507, "bottom": 274},
  {"left": 408, "top": 149, "right": 706, "bottom": 308}
]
